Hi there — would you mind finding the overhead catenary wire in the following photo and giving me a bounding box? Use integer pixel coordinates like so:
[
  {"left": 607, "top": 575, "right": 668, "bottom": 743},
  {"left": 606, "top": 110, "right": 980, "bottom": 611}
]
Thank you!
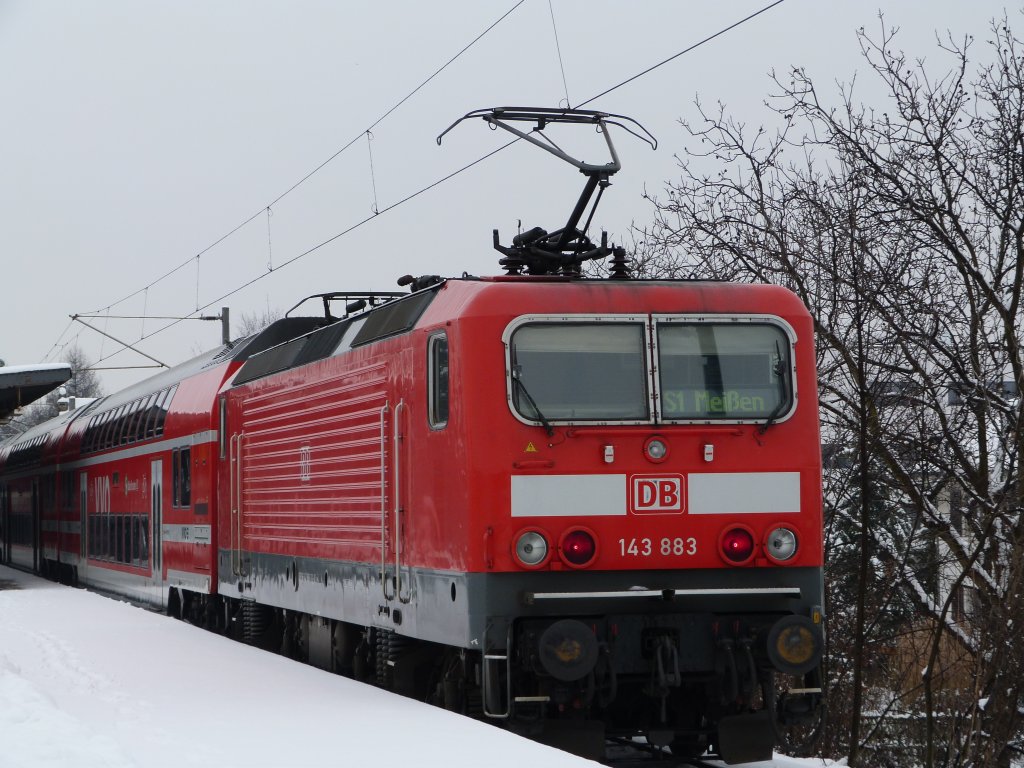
[
  {"left": 140, "top": 287, "right": 148, "bottom": 340},
  {"left": 198, "top": 0, "right": 790, "bottom": 306},
  {"left": 41, "top": 319, "right": 76, "bottom": 362},
  {"left": 98, "top": 310, "right": 109, "bottom": 361},
  {"left": 266, "top": 207, "right": 274, "bottom": 272},
  {"left": 547, "top": 0, "right": 571, "bottom": 107},
  {"left": 264, "top": 1, "right": 527, "bottom": 212},
  {"left": 84, "top": 139, "right": 524, "bottom": 372},
  {"left": 366, "top": 131, "right": 380, "bottom": 215},
  {"left": 74, "top": 315, "right": 226, "bottom": 321},
  {"left": 575, "top": 0, "right": 787, "bottom": 109},
  {"left": 80, "top": 0, "right": 528, "bottom": 317},
  {"left": 69, "top": 0, "right": 788, "bottom": 370}
]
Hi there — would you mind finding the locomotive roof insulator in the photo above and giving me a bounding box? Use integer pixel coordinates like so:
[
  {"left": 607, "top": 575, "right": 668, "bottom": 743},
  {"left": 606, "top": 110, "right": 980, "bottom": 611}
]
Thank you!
[{"left": 437, "top": 106, "right": 656, "bottom": 278}]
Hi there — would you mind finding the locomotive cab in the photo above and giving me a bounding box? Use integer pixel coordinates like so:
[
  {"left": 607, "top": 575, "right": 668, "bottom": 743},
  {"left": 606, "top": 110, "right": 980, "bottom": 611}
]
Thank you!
[{"left": 446, "top": 280, "right": 825, "bottom": 762}]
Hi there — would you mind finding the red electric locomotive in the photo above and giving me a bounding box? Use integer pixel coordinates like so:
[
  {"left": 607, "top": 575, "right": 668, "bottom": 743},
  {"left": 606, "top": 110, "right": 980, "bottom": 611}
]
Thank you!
[
  {"left": 0, "top": 108, "right": 824, "bottom": 764},
  {"left": 211, "top": 273, "right": 823, "bottom": 763}
]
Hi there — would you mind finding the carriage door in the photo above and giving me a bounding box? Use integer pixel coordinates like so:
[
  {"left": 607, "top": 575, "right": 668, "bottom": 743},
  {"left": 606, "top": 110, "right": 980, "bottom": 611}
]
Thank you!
[
  {"left": 31, "top": 479, "right": 40, "bottom": 573},
  {"left": 79, "top": 473, "right": 88, "bottom": 565},
  {"left": 151, "top": 459, "right": 163, "bottom": 586},
  {"left": 0, "top": 484, "right": 7, "bottom": 564}
]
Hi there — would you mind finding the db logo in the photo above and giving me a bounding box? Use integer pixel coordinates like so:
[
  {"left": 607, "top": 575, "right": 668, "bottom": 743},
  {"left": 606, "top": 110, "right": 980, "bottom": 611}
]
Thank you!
[{"left": 630, "top": 475, "right": 685, "bottom": 515}]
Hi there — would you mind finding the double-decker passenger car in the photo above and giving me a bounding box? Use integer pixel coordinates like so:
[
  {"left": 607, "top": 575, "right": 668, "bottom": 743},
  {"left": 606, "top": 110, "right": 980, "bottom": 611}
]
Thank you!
[{"left": 0, "top": 317, "right": 328, "bottom": 604}]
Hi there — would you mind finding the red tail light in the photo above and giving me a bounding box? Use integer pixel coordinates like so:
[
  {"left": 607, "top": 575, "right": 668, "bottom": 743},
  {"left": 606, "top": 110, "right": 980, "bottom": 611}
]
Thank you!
[
  {"left": 560, "top": 528, "right": 597, "bottom": 568},
  {"left": 720, "top": 527, "right": 755, "bottom": 564}
]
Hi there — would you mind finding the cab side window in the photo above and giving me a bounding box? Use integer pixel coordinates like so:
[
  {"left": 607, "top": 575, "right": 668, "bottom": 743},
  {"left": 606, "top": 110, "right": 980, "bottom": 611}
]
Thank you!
[{"left": 427, "top": 333, "right": 449, "bottom": 429}]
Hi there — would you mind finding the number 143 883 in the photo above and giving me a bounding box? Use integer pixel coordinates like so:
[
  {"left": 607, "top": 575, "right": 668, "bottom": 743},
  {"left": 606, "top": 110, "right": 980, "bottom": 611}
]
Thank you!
[{"left": 618, "top": 537, "right": 697, "bottom": 557}]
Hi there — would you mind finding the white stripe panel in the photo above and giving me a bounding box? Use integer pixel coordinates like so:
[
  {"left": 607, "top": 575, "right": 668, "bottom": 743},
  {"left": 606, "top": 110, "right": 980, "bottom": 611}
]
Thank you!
[
  {"left": 167, "top": 569, "right": 211, "bottom": 594},
  {"left": 0, "top": 430, "right": 218, "bottom": 481},
  {"left": 688, "top": 472, "right": 800, "bottom": 514},
  {"left": 511, "top": 474, "right": 626, "bottom": 517},
  {"left": 72, "top": 430, "right": 218, "bottom": 469}
]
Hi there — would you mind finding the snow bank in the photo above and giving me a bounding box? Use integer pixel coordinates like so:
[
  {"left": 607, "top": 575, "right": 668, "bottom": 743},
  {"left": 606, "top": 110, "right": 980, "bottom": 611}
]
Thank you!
[
  {"left": 0, "top": 566, "right": 596, "bottom": 768},
  {"left": 0, "top": 566, "right": 839, "bottom": 767}
]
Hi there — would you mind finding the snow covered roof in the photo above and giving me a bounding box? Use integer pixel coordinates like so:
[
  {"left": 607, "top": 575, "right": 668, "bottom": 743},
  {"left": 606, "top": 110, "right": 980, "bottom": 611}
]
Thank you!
[{"left": 0, "top": 363, "right": 72, "bottom": 420}]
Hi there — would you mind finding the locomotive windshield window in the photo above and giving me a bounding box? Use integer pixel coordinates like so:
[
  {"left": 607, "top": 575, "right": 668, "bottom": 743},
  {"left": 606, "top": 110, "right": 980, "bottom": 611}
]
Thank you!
[
  {"left": 657, "top": 322, "right": 792, "bottom": 421},
  {"left": 510, "top": 323, "right": 648, "bottom": 421}
]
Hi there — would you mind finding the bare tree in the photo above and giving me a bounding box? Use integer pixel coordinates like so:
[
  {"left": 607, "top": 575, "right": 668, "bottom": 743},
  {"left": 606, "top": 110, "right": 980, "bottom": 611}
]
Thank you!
[
  {"left": 639, "top": 15, "right": 1024, "bottom": 767},
  {"left": 18, "top": 344, "right": 103, "bottom": 427},
  {"left": 235, "top": 306, "right": 282, "bottom": 338},
  {"left": 61, "top": 343, "right": 102, "bottom": 400}
]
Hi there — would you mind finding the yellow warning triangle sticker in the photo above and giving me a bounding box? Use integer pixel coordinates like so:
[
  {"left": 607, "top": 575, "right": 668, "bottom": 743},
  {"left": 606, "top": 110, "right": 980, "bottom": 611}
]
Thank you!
[{"left": 524, "top": 442, "right": 538, "bottom": 453}]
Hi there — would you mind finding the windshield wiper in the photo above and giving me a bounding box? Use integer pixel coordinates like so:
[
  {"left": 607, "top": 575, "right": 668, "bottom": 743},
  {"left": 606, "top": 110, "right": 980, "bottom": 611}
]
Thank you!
[
  {"left": 758, "top": 341, "right": 789, "bottom": 435},
  {"left": 512, "top": 369, "right": 555, "bottom": 437}
]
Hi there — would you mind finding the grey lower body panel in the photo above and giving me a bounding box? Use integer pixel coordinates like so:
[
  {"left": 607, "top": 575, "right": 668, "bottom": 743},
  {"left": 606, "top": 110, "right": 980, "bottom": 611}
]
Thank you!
[
  {"left": 218, "top": 549, "right": 478, "bottom": 648},
  {"left": 78, "top": 560, "right": 167, "bottom": 609},
  {"left": 218, "top": 548, "right": 823, "bottom": 651}
]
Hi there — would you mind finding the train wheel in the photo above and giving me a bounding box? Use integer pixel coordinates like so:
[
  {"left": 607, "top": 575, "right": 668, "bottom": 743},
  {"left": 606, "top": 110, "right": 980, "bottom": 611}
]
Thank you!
[
  {"left": 203, "top": 595, "right": 225, "bottom": 633},
  {"left": 182, "top": 592, "right": 207, "bottom": 626},
  {"left": 168, "top": 587, "right": 183, "bottom": 619},
  {"left": 331, "top": 621, "right": 360, "bottom": 676},
  {"left": 280, "top": 610, "right": 301, "bottom": 659},
  {"left": 434, "top": 649, "right": 466, "bottom": 712},
  {"left": 352, "top": 629, "right": 373, "bottom": 683},
  {"left": 224, "top": 597, "right": 244, "bottom": 640}
]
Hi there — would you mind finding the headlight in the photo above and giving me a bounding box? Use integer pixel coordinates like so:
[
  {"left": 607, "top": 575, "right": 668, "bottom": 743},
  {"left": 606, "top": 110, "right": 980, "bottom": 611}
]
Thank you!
[
  {"left": 765, "top": 526, "right": 798, "bottom": 562},
  {"left": 644, "top": 436, "right": 668, "bottom": 462},
  {"left": 514, "top": 530, "right": 549, "bottom": 567}
]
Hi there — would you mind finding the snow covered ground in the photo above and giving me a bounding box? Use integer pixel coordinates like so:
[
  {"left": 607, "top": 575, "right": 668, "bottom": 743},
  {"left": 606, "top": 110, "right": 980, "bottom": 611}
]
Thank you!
[{"left": 0, "top": 565, "right": 836, "bottom": 768}]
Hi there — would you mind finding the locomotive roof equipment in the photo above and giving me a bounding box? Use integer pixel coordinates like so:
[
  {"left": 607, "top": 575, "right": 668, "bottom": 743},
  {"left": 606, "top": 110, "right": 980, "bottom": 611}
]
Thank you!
[{"left": 437, "top": 106, "right": 656, "bottom": 277}]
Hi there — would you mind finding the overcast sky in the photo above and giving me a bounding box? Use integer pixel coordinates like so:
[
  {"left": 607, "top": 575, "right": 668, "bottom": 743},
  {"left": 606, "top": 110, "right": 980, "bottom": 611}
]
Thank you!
[{"left": 0, "top": 0, "right": 1014, "bottom": 393}]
